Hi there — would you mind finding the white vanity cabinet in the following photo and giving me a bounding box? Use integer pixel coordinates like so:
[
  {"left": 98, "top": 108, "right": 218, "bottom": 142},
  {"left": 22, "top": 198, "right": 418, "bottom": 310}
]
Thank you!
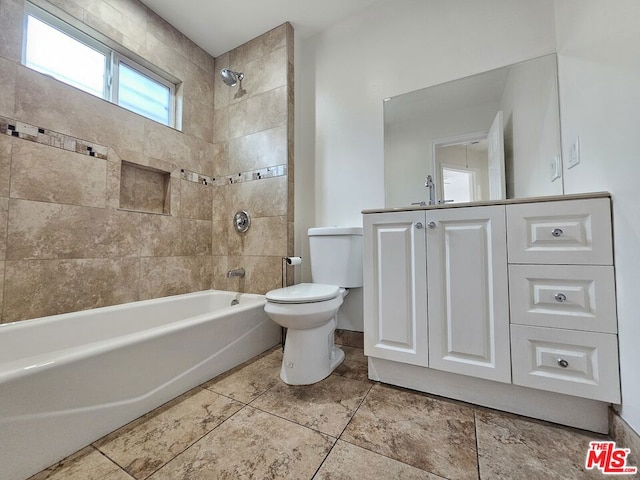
[
  {"left": 426, "top": 206, "right": 511, "bottom": 383},
  {"left": 506, "top": 198, "right": 620, "bottom": 403},
  {"left": 363, "top": 211, "right": 428, "bottom": 366},
  {"left": 363, "top": 193, "right": 620, "bottom": 432}
]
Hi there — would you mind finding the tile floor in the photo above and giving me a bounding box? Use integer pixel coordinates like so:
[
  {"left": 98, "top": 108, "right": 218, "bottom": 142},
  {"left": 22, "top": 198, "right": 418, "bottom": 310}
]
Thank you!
[{"left": 30, "top": 340, "right": 613, "bottom": 480}]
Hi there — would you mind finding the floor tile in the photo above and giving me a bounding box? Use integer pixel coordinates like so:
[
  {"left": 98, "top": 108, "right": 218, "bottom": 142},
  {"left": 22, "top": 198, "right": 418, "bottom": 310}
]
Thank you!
[
  {"left": 313, "top": 440, "right": 445, "bottom": 480},
  {"left": 341, "top": 384, "right": 478, "bottom": 480},
  {"left": 333, "top": 346, "right": 370, "bottom": 382},
  {"left": 27, "top": 447, "right": 132, "bottom": 480},
  {"left": 251, "top": 373, "right": 372, "bottom": 437},
  {"left": 94, "top": 388, "right": 243, "bottom": 479},
  {"left": 148, "top": 406, "right": 335, "bottom": 480},
  {"left": 203, "top": 347, "right": 283, "bottom": 403},
  {"left": 475, "top": 409, "right": 610, "bottom": 480}
]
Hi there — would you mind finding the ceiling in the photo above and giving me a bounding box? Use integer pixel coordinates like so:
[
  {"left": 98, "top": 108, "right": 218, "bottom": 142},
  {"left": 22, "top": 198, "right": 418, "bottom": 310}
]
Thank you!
[{"left": 140, "top": 0, "right": 382, "bottom": 58}]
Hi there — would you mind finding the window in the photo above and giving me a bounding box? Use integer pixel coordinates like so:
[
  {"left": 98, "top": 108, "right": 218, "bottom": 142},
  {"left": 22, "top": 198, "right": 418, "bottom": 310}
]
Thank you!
[{"left": 23, "top": 3, "right": 177, "bottom": 127}]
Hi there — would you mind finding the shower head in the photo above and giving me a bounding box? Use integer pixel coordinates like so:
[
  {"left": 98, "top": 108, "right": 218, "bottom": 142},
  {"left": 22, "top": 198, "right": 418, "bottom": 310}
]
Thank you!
[{"left": 220, "top": 68, "right": 244, "bottom": 87}]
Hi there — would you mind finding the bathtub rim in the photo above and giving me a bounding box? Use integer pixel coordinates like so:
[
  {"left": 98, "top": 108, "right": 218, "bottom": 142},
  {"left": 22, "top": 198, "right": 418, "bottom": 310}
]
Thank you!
[{"left": 0, "top": 290, "right": 268, "bottom": 384}]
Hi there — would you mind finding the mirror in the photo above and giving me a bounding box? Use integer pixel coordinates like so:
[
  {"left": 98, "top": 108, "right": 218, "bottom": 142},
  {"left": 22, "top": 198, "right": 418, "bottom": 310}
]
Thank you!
[{"left": 384, "top": 54, "right": 562, "bottom": 207}]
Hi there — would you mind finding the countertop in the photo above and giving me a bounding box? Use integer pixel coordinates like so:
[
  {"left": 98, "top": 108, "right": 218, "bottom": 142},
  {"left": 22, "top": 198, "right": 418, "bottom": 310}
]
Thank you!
[{"left": 362, "top": 191, "right": 611, "bottom": 215}]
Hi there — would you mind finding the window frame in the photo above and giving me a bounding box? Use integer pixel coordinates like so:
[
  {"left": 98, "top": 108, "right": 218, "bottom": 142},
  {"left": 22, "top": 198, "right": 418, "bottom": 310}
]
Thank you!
[{"left": 23, "top": 2, "right": 178, "bottom": 128}]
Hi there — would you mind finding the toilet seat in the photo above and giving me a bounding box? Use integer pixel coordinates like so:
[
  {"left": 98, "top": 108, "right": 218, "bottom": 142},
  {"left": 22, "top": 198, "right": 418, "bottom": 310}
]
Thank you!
[{"left": 266, "top": 283, "right": 339, "bottom": 304}]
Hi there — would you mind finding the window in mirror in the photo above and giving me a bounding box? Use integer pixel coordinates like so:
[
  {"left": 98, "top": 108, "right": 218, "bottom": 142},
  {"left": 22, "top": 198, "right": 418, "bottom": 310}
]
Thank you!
[{"left": 23, "top": 2, "right": 178, "bottom": 127}]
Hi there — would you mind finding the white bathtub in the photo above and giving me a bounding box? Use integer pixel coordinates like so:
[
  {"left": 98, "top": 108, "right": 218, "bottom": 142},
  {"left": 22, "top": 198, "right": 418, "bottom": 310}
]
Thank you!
[{"left": 0, "top": 290, "right": 280, "bottom": 480}]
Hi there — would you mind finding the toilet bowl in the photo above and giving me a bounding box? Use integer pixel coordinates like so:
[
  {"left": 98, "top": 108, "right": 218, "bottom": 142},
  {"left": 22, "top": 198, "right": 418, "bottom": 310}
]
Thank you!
[
  {"left": 265, "top": 283, "right": 346, "bottom": 385},
  {"left": 264, "top": 226, "right": 363, "bottom": 385}
]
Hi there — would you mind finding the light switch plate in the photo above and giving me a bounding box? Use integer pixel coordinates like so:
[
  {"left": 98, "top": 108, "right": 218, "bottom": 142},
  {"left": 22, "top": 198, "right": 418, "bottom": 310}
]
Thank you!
[
  {"left": 568, "top": 137, "right": 580, "bottom": 169},
  {"left": 550, "top": 155, "right": 561, "bottom": 182}
]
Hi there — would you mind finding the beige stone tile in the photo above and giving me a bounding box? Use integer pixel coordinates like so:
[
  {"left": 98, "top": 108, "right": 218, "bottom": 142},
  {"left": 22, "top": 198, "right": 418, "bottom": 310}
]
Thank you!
[
  {"left": 342, "top": 384, "right": 479, "bottom": 480},
  {"left": 169, "top": 176, "right": 181, "bottom": 216},
  {"left": 213, "top": 53, "right": 231, "bottom": 110},
  {"left": 103, "top": 0, "right": 148, "bottom": 33},
  {"left": 82, "top": 9, "right": 124, "bottom": 46},
  {"left": 228, "top": 215, "right": 287, "bottom": 257},
  {"left": 286, "top": 22, "right": 294, "bottom": 64},
  {"left": 179, "top": 180, "right": 212, "bottom": 220},
  {"left": 10, "top": 140, "right": 107, "bottom": 208},
  {"left": 144, "top": 32, "right": 186, "bottom": 81},
  {"left": 0, "top": 260, "right": 4, "bottom": 322},
  {"left": 0, "top": 131, "right": 11, "bottom": 198},
  {"left": 334, "top": 329, "right": 365, "bottom": 348},
  {"left": 228, "top": 125, "right": 287, "bottom": 173},
  {"left": 44, "top": 0, "right": 85, "bottom": 22},
  {"left": 3, "top": 258, "right": 140, "bottom": 322},
  {"left": 119, "top": 164, "right": 170, "bottom": 214},
  {"left": 226, "top": 254, "right": 282, "bottom": 294},
  {"left": 14, "top": 66, "right": 144, "bottom": 153},
  {"left": 0, "top": 0, "right": 23, "bottom": 62},
  {"left": 95, "top": 388, "right": 243, "bottom": 479},
  {"left": 476, "top": 409, "right": 609, "bottom": 480},
  {"left": 253, "top": 374, "right": 371, "bottom": 437},
  {"left": 182, "top": 61, "right": 215, "bottom": 110},
  {"left": 610, "top": 410, "right": 640, "bottom": 470},
  {"left": 204, "top": 348, "right": 283, "bottom": 403},
  {"left": 212, "top": 106, "right": 229, "bottom": 144},
  {"left": 229, "top": 47, "right": 287, "bottom": 105},
  {"left": 105, "top": 160, "right": 121, "bottom": 209},
  {"left": 211, "top": 141, "right": 228, "bottom": 177},
  {"left": 211, "top": 219, "right": 229, "bottom": 256},
  {"left": 210, "top": 255, "right": 229, "bottom": 291},
  {"left": 82, "top": 0, "right": 141, "bottom": 42},
  {"left": 27, "top": 446, "right": 133, "bottom": 480},
  {"left": 0, "top": 56, "right": 16, "bottom": 118},
  {"left": 138, "top": 255, "right": 212, "bottom": 300},
  {"left": 139, "top": 215, "right": 211, "bottom": 257},
  {"left": 229, "top": 24, "right": 287, "bottom": 69},
  {"left": 228, "top": 86, "right": 287, "bottom": 140},
  {"left": 287, "top": 221, "right": 294, "bottom": 259},
  {"left": 118, "top": 162, "right": 136, "bottom": 210},
  {"left": 228, "top": 176, "right": 287, "bottom": 218},
  {"left": 333, "top": 346, "right": 369, "bottom": 383},
  {"left": 211, "top": 184, "right": 228, "bottom": 222},
  {"left": 182, "top": 97, "right": 214, "bottom": 142},
  {"left": 147, "top": 406, "right": 334, "bottom": 480},
  {"left": 314, "top": 440, "right": 445, "bottom": 480},
  {"left": 6, "top": 199, "right": 141, "bottom": 260},
  {"left": 288, "top": 168, "right": 294, "bottom": 222},
  {"left": 0, "top": 196, "right": 7, "bottom": 260}
]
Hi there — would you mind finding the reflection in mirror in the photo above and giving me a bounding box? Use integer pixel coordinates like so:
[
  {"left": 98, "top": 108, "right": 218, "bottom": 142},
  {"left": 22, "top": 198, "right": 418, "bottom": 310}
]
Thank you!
[{"left": 384, "top": 54, "right": 562, "bottom": 207}]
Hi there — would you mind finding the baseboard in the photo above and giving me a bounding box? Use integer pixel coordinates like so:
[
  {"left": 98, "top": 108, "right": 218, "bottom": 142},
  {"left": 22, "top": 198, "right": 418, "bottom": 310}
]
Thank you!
[{"left": 609, "top": 408, "right": 640, "bottom": 467}]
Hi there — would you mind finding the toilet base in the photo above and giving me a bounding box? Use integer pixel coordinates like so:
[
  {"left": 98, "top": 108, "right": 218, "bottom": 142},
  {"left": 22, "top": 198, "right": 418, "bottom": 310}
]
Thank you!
[{"left": 279, "top": 318, "right": 344, "bottom": 385}]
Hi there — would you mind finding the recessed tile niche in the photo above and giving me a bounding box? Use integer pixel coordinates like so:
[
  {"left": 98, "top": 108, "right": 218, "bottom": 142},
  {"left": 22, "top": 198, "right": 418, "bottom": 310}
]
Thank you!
[{"left": 119, "top": 162, "right": 171, "bottom": 214}]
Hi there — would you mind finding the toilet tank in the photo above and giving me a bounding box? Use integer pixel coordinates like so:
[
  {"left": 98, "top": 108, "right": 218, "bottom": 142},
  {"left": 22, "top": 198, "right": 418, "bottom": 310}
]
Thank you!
[{"left": 308, "top": 227, "right": 363, "bottom": 288}]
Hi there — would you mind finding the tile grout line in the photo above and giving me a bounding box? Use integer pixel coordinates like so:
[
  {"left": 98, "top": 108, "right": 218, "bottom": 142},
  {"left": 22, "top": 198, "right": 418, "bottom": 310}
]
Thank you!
[
  {"left": 91, "top": 446, "right": 135, "bottom": 480},
  {"left": 474, "top": 410, "right": 482, "bottom": 480}
]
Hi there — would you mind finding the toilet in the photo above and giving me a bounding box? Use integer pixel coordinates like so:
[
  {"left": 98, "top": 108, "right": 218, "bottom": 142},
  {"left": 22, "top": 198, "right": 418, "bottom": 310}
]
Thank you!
[{"left": 264, "top": 227, "right": 363, "bottom": 385}]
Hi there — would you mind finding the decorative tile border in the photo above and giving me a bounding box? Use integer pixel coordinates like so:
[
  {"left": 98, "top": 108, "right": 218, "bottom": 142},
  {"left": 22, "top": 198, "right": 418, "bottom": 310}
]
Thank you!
[
  {"left": 180, "top": 164, "right": 288, "bottom": 187},
  {"left": 0, "top": 115, "right": 108, "bottom": 159},
  {"left": 0, "top": 115, "right": 288, "bottom": 187}
]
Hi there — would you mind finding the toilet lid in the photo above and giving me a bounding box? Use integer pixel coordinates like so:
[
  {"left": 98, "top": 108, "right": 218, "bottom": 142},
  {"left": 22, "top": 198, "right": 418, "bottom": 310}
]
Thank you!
[{"left": 266, "top": 283, "right": 340, "bottom": 304}]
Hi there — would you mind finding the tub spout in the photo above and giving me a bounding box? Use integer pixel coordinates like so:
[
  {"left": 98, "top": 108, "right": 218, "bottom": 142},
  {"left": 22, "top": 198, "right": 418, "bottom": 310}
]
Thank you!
[{"left": 227, "top": 268, "right": 245, "bottom": 278}]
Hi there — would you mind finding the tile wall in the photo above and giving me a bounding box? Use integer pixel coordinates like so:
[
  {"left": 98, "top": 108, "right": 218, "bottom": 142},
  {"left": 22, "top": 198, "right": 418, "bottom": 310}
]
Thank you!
[{"left": 0, "top": 0, "right": 293, "bottom": 322}]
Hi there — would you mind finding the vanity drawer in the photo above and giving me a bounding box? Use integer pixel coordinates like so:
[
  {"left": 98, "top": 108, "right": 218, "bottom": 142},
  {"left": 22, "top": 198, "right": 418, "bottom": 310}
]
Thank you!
[
  {"left": 509, "top": 265, "right": 617, "bottom": 333},
  {"left": 511, "top": 325, "right": 620, "bottom": 403},
  {"left": 506, "top": 198, "right": 613, "bottom": 265}
]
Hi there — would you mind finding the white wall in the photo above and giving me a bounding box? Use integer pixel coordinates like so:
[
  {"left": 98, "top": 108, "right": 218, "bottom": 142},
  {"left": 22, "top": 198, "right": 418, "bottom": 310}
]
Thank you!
[
  {"left": 295, "top": 0, "right": 556, "bottom": 330},
  {"left": 554, "top": 0, "right": 640, "bottom": 436}
]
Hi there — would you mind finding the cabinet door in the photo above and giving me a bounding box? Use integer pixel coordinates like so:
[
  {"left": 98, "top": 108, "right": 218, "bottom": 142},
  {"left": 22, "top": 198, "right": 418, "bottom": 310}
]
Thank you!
[
  {"left": 364, "top": 211, "right": 428, "bottom": 366},
  {"left": 427, "top": 205, "right": 511, "bottom": 382}
]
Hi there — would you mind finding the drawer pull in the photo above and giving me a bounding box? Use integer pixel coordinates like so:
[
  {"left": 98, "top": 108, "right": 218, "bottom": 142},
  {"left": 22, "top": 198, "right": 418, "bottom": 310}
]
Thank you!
[
  {"left": 428, "top": 221, "right": 437, "bottom": 229},
  {"left": 554, "top": 293, "right": 567, "bottom": 303},
  {"left": 551, "top": 228, "right": 563, "bottom": 237},
  {"left": 415, "top": 222, "right": 423, "bottom": 229},
  {"left": 557, "top": 358, "right": 569, "bottom": 368}
]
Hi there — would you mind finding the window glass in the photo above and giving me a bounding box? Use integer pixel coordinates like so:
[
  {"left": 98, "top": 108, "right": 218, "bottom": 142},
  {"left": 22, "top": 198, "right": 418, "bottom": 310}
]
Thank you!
[
  {"left": 25, "top": 14, "right": 106, "bottom": 98},
  {"left": 118, "top": 62, "right": 171, "bottom": 125}
]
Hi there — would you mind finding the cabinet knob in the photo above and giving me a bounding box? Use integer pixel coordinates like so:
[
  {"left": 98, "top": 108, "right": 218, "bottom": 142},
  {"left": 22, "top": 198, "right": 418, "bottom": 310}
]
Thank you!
[
  {"left": 551, "top": 228, "right": 563, "bottom": 237},
  {"left": 415, "top": 222, "right": 423, "bottom": 229},
  {"left": 427, "top": 221, "right": 437, "bottom": 229},
  {"left": 554, "top": 293, "right": 567, "bottom": 303},
  {"left": 557, "top": 358, "right": 569, "bottom": 368}
]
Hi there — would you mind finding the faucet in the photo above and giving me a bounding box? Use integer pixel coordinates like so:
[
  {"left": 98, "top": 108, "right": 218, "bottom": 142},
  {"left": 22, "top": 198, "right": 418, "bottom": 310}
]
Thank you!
[
  {"left": 425, "top": 175, "right": 436, "bottom": 205},
  {"left": 226, "top": 268, "right": 245, "bottom": 278}
]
